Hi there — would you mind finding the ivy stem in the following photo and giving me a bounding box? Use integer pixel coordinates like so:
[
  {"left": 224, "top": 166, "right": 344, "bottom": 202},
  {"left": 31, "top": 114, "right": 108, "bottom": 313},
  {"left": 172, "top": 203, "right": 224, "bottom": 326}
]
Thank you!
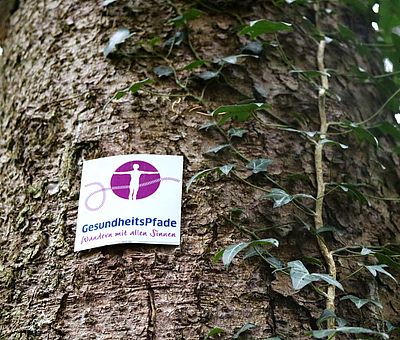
[{"left": 315, "top": 36, "right": 337, "bottom": 329}]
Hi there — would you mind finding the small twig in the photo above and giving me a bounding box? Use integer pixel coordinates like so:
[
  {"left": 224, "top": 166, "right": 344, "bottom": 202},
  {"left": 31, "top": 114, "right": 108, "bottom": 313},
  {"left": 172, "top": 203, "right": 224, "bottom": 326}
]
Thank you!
[
  {"left": 338, "top": 266, "right": 365, "bottom": 284},
  {"left": 223, "top": 216, "right": 260, "bottom": 240},
  {"left": 232, "top": 172, "right": 270, "bottom": 193},
  {"left": 373, "top": 70, "right": 400, "bottom": 79}
]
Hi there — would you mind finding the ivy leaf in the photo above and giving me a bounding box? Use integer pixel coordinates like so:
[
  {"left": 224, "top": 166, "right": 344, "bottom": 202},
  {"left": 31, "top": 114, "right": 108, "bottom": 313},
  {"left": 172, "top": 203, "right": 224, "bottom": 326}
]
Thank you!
[
  {"left": 361, "top": 247, "right": 375, "bottom": 255},
  {"left": 102, "top": 0, "right": 117, "bottom": 6},
  {"left": 283, "top": 128, "right": 318, "bottom": 138},
  {"left": 147, "top": 36, "right": 162, "bottom": 48},
  {"left": 228, "top": 128, "right": 248, "bottom": 138},
  {"left": 240, "top": 19, "right": 293, "bottom": 39},
  {"left": 182, "top": 59, "right": 205, "bottom": 71},
  {"left": 212, "top": 249, "right": 224, "bottom": 263},
  {"left": 206, "top": 326, "right": 225, "bottom": 338},
  {"left": 320, "top": 138, "right": 349, "bottom": 149},
  {"left": 112, "top": 79, "right": 152, "bottom": 100},
  {"left": 289, "top": 69, "right": 330, "bottom": 78},
  {"left": 233, "top": 323, "right": 256, "bottom": 339},
  {"left": 287, "top": 260, "right": 317, "bottom": 290},
  {"left": 212, "top": 103, "right": 270, "bottom": 125},
  {"left": 103, "top": 28, "right": 133, "bottom": 57},
  {"left": 186, "top": 168, "right": 217, "bottom": 192},
  {"left": 293, "top": 193, "right": 315, "bottom": 201},
  {"left": 310, "top": 327, "right": 389, "bottom": 339},
  {"left": 340, "top": 294, "right": 383, "bottom": 309},
  {"left": 196, "top": 70, "right": 220, "bottom": 81},
  {"left": 219, "top": 164, "right": 234, "bottom": 175},
  {"left": 215, "top": 54, "right": 258, "bottom": 65},
  {"left": 264, "top": 256, "right": 285, "bottom": 269},
  {"left": 241, "top": 41, "right": 264, "bottom": 56},
  {"left": 170, "top": 8, "right": 202, "bottom": 27},
  {"left": 264, "top": 188, "right": 293, "bottom": 208},
  {"left": 222, "top": 239, "right": 278, "bottom": 268},
  {"left": 264, "top": 189, "right": 314, "bottom": 208},
  {"left": 164, "top": 31, "right": 185, "bottom": 48},
  {"left": 249, "top": 238, "right": 279, "bottom": 248},
  {"left": 206, "top": 144, "right": 230, "bottom": 154},
  {"left": 114, "top": 90, "right": 127, "bottom": 100},
  {"left": 129, "top": 78, "right": 152, "bottom": 94},
  {"left": 222, "top": 242, "right": 249, "bottom": 268},
  {"left": 199, "top": 121, "right": 216, "bottom": 131},
  {"left": 310, "top": 273, "right": 344, "bottom": 291},
  {"left": 246, "top": 159, "right": 273, "bottom": 174},
  {"left": 243, "top": 244, "right": 281, "bottom": 269},
  {"left": 317, "top": 309, "right": 347, "bottom": 328},
  {"left": 288, "top": 261, "right": 343, "bottom": 291},
  {"left": 385, "top": 320, "right": 400, "bottom": 334},
  {"left": 153, "top": 65, "right": 174, "bottom": 77},
  {"left": 365, "top": 265, "right": 397, "bottom": 282}
]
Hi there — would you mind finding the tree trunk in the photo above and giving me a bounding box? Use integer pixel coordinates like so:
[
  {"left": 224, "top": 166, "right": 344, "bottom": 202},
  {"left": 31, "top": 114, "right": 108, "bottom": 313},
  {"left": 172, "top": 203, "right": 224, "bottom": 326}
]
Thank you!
[{"left": 1, "top": 0, "right": 399, "bottom": 339}]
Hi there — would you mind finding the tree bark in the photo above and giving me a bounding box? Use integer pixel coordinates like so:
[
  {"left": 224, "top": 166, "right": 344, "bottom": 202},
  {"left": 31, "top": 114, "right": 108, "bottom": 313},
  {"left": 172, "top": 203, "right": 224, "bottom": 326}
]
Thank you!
[{"left": 1, "top": 0, "right": 399, "bottom": 339}]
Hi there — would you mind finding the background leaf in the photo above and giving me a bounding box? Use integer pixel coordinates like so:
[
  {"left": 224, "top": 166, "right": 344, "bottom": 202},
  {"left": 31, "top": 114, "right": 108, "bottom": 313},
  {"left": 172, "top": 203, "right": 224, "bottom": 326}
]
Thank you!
[
  {"left": 248, "top": 238, "right": 279, "bottom": 248},
  {"left": 213, "top": 103, "right": 270, "bottom": 125},
  {"left": 240, "top": 19, "right": 292, "bottom": 39},
  {"left": 182, "top": 59, "right": 205, "bottom": 71},
  {"left": 170, "top": 8, "right": 202, "bottom": 26},
  {"left": 206, "top": 326, "right": 225, "bottom": 338}
]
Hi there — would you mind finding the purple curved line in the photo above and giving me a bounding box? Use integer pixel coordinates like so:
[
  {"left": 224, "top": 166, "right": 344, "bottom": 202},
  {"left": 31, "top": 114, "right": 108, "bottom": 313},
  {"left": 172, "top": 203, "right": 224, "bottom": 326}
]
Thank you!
[
  {"left": 84, "top": 177, "right": 181, "bottom": 211},
  {"left": 85, "top": 182, "right": 107, "bottom": 211},
  {"left": 139, "top": 177, "right": 181, "bottom": 187}
]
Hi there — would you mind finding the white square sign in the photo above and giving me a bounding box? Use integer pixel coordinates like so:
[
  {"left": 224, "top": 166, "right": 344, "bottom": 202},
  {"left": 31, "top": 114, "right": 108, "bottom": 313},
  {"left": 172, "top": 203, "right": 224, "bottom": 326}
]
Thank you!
[{"left": 74, "top": 154, "right": 183, "bottom": 251}]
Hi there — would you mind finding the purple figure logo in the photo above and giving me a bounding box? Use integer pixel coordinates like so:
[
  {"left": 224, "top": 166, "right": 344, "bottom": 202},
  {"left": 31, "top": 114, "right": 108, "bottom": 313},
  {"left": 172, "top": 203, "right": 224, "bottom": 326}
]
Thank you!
[
  {"left": 84, "top": 159, "right": 180, "bottom": 211},
  {"left": 111, "top": 161, "right": 160, "bottom": 200}
]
